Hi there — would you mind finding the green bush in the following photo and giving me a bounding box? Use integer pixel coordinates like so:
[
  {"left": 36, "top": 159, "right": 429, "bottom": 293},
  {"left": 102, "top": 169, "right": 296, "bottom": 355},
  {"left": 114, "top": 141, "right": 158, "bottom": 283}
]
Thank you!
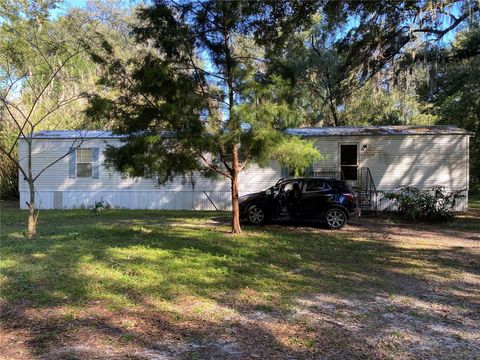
[
  {"left": 382, "top": 186, "right": 465, "bottom": 222},
  {"left": 0, "top": 151, "right": 18, "bottom": 200}
]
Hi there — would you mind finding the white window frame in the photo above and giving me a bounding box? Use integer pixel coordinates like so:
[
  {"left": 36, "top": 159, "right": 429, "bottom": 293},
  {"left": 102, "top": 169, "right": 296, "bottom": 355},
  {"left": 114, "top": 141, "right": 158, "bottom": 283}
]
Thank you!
[{"left": 76, "top": 148, "right": 94, "bottom": 178}]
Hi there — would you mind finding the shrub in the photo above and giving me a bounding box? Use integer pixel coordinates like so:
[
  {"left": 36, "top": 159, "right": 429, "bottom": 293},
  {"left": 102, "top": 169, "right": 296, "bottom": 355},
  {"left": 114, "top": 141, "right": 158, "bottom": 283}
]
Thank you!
[
  {"left": 0, "top": 151, "right": 18, "bottom": 200},
  {"left": 93, "top": 198, "right": 111, "bottom": 213},
  {"left": 382, "top": 186, "right": 465, "bottom": 221}
]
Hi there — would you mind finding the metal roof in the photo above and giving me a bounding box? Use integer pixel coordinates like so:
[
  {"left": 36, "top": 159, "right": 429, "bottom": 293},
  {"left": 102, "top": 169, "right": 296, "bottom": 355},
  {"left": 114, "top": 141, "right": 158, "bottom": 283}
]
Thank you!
[
  {"left": 29, "top": 125, "right": 473, "bottom": 139},
  {"left": 29, "top": 130, "right": 125, "bottom": 139},
  {"left": 285, "top": 125, "right": 473, "bottom": 137}
]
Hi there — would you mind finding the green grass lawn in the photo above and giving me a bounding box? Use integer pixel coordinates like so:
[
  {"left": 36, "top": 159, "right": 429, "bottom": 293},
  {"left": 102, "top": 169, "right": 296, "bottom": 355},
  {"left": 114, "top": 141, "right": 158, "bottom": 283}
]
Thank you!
[
  {"left": 0, "top": 209, "right": 392, "bottom": 311},
  {"left": 0, "top": 204, "right": 479, "bottom": 359},
  {"left": 469, "top": 191, "right": 480, "bottom": 208}
]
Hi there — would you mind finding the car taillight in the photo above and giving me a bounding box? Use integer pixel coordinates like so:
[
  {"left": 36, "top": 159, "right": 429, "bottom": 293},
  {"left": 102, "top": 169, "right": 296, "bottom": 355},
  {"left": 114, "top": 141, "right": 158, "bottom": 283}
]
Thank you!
[{"left": 343, "top": 193, "right": 355, "bottom": 202}]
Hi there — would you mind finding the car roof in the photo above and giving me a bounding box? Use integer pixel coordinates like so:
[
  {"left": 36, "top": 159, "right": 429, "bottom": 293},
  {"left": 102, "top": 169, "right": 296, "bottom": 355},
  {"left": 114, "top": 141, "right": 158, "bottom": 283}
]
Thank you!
[{"left": 282, "top": 177, "right": 341, "bottom": 182}]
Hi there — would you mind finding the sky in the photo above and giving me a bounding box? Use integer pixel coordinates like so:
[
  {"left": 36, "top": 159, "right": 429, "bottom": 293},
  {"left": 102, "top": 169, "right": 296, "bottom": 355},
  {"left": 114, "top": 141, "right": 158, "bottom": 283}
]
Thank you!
[
  {"left": 52, "top": 0, "right": 142, "bottom": 17},
  {"left": 50, "top": 0, "right": 87, "bottom": 18},
  {"left": 54, "top": 0, "right": 88, "bottom": 13},
  {"left": 64, "top": 0, "right": 88, "bottom": 6}
]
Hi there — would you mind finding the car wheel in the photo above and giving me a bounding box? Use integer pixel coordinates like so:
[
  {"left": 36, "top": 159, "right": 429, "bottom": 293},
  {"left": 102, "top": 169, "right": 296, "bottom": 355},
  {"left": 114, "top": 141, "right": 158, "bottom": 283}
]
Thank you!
[
  {"left": 247, "top": 206, "right": 266, "bottom": 225},
  {"left": 325, "top": 208, "right": 347, "bottom": 229}
]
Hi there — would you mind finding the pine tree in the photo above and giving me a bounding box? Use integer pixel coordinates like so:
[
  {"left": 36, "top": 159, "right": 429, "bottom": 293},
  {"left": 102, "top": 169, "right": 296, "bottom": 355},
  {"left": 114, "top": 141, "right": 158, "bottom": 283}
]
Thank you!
[{"left": 88, "top": 0, "right": 320, "bottom": 234}]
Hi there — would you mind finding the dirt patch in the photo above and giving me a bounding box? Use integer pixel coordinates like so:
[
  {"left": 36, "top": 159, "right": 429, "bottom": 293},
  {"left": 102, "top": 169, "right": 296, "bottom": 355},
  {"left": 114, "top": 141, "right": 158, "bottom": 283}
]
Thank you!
[
  {"left": 271, "top": 211, "right": 480, "bottom": 246},
  {"left": 292, "top": 290, "right": 479, "bottom": 359}
]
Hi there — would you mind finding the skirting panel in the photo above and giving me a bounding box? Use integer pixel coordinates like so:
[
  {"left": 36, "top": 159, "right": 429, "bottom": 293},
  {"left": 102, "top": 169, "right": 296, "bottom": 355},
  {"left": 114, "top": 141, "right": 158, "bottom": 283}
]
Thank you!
[
  {"left": 20, "top": 190, "right": 233, "bottom": 210},
  {"left": 19, "top": 189, "right": 469, "bottom": 212}
]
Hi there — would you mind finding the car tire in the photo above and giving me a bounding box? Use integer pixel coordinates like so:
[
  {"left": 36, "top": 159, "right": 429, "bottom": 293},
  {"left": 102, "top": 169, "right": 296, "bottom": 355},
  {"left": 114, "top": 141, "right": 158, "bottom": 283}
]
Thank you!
[
  {"left": 324, "top": 208, "right": 347, "bottom": 229},
  {"left": 247, "top": 206, "right": 266, "bottom": 225}
]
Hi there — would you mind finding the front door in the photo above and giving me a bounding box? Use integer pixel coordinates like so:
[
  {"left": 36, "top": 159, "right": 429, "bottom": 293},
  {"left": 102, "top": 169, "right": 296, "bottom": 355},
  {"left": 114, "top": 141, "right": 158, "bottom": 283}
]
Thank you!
[{"left": 340, "top": 144, "right": 358, "bottom": 187}]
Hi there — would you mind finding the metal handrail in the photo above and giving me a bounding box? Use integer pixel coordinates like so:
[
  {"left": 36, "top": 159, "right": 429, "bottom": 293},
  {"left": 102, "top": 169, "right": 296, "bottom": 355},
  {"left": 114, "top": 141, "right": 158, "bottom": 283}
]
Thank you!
[
  {"left": 365, "top": 167, "right": 378, "bottom": 212},
  {"left": 366, "top": 168, "right": 377, "bottom": 193},
  {"left": 354, "top": 167, "right": 378, "bottom": 212}
]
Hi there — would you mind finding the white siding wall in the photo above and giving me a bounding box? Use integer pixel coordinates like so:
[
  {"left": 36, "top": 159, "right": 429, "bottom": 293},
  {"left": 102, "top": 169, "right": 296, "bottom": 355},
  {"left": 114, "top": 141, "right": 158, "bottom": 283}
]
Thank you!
[
  {"left": 312, "top": 134, "right": 470, "bottom": 210},
  {"left": 18, "top": 138, "right": 281, "bottom": 210}
]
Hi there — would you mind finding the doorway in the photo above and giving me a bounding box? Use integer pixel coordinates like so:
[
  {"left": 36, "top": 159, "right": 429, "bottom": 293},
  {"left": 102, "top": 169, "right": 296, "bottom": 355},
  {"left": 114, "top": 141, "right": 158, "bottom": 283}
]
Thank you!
[{"left": 340, "top": 144, "right": 358, "bottom": 181}]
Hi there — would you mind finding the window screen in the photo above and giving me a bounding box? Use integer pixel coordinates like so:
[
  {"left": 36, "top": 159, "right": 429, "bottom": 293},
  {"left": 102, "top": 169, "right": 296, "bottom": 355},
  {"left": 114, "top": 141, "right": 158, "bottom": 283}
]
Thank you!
[
  {"left": 340, "top": 145, "right": 358, "bottom": 181},
  {"left": 77, "top": 148, "right": 93, "bottom": 177}
]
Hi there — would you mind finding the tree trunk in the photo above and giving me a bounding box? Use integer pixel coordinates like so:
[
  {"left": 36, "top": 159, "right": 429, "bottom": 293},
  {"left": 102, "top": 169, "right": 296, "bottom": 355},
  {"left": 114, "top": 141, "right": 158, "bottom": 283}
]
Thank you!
[
  {"left": 231, "top": 143, "right": 242, "bottom": 234},
  {"left": 27, "top": 180, "right": 37, "bottom": 239},
  {"left": 221, "top": 11, "right": 241, "bottom": 234},
  {"left": 328, "top": 97, "right": 339, "bottom": 127}
]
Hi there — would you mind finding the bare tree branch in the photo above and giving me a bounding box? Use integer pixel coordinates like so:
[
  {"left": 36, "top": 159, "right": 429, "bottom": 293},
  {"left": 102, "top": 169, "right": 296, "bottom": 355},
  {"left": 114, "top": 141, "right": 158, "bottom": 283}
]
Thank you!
[
  {"left": 32, "top": 94, "right": 85, "bottom": 127},
  {"left": 24, "top": 47, "right": 88, "bottom": 128},
  {"left": 239, "top": 156, "right": 249, "bottom": 172},
  {"left": 0, "top": 99, "right": 30, "bottom": 143},
  {"left": 195, "top": 150, "right": 231, "bottom": 178}
]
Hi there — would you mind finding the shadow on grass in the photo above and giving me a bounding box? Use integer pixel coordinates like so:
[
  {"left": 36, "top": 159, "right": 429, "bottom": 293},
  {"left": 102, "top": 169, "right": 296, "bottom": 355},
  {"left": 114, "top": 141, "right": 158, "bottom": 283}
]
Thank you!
[
  {"left": 0, "top": 210, "right": 394, "bottom": 307},
  {"left": 1, "top": 208, "right": 479, "bottom": 358}
]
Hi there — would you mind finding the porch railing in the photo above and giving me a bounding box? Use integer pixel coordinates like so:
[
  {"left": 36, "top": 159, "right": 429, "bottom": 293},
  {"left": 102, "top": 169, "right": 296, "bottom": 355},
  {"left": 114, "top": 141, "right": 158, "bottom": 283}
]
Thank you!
[{"left": 311, "top": 167, "right": 378, "bottom": 212}]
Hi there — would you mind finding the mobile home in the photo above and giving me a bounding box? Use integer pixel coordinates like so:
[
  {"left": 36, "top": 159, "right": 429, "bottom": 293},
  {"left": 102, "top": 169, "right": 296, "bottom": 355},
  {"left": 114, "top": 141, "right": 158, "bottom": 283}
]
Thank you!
[{"left": 19, "top": 125, "right": 473, "bottom": 211}]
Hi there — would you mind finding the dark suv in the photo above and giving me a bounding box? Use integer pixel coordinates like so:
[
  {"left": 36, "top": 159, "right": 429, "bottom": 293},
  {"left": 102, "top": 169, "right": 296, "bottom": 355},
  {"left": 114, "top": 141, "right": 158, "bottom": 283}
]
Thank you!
[{"left": 239, "top": 177, "right": 360, "bottom": 229}]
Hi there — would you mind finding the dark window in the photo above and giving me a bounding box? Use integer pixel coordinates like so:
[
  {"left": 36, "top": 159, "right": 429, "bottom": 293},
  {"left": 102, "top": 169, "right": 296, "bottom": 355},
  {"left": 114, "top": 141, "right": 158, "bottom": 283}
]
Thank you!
[
  {"left": 305, "top": 179, "right": 328, "bottom": 192},
  {"left": 340, "top": 145, "right": 358, "bottom": 180}
]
